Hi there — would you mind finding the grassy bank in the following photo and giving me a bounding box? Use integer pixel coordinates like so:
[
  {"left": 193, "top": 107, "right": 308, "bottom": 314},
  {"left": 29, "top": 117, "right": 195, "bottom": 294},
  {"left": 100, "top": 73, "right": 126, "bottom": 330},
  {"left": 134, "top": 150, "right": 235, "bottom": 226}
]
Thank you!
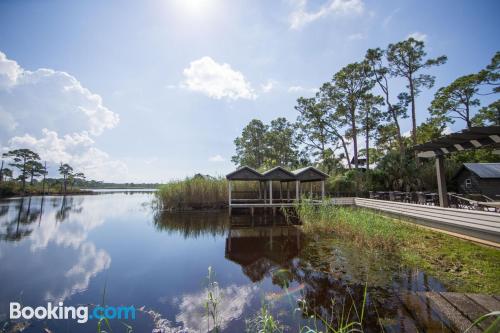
[
  {"left": 297, "top": 203, "right": 500, "bottom": 294},
  {"left": 156, "top": 177, "right": 228, "bottom": 210},
  {"left": 0, "top": 181, "right": 91, "bottom": 198}
]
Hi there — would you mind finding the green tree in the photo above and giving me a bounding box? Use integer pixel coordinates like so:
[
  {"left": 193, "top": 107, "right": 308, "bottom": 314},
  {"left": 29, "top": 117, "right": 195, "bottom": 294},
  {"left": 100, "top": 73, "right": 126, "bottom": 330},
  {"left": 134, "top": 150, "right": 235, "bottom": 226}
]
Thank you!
[
  {"left": 2, "top": 149, "right": 41, "bottom": 193},
  {"left": 359, "top": 94, "right": 384, "bottom": 170},
  {"left": 58, "top": 163, "right": 73, "bottom": 193},
  {"left": 321, "top": 61, "right": 375, "bottom": 169},
  {"left": 477, "top": 51, "right": 499, "bottom": 94},
  {"left": 265, "top": 117, "right": 301, "bottom": 168},
  {"left": 1, "top": 167, "right": 13, "bottom": 181},
  {"left": 26, "top": 160, "right": 45, "bottom": 185},
  {"left": 69, "top": 172, "right": 85, "bottom": 190},
  {"left": 416, "top": 117, "right": 447, "bottom": 144},
  {"left": 387, "top": 37, "right": 447, "bottom": 144},
  {"left": 294, "top": 97, "right": 344, "bottom": 172},
  {"left": 232, "top": 119, "right": 269, "bottom": 169},
  {"left": 365, "top": 47, "right": 408, "bottom": 153},
  {"left": 472, "top": 100, "right": 500, "bottom": 126},
  {"left": 429, "top": 74, "right": 482, "bottom": 129}
]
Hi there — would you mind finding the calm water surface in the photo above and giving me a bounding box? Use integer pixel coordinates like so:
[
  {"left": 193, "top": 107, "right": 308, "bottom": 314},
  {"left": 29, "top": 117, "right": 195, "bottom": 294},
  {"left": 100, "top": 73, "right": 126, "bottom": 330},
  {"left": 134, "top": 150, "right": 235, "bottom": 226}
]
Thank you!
[{"left": 0, "top": 192, "right": 449, "bottom": 332}]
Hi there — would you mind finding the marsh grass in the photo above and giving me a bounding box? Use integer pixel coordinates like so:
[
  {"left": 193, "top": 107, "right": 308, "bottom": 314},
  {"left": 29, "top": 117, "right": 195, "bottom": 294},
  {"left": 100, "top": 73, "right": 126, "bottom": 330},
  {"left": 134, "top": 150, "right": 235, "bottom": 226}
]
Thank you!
[
  {"left": 297, "top": 202, "right": 500, "bottom": 294},
  {"left": 157, "top": 177, "right": 228, "bottom": 210}
]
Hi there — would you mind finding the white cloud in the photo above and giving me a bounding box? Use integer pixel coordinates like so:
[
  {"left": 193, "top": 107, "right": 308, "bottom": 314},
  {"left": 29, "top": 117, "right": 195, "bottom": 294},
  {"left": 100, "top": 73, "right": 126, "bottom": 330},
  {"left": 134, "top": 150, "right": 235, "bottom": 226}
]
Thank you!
[
  {"left": 289, "top": 0, "right": 365, "bottom": 30},
  {"left": 347, "top": 32, "right": 365, "bottom": 40},
  {"left": 407, "top": 31, "right": 427, "bottom": 41},
  {"left": 0, "top": 51, "right": 22, "bottom": 89},
  {"left": 7, "top": 129, "right": 129, "bottom": 181},
  {"left": 260, "top": 79, "right": 276, "bottom": 93},
  {"left": 208, "top": 154, "right": 225, "bottom": 162},
  {"left": 288, "top": 85, "right": 318, "bottom": 94},
  {"left": 175, "top": 284, "right": 256, "bottom": 332},
  {"left": 0, "top": 51, "right": 126, "bottom": 181},
  {"left": 382, "top": 8, "right": 399, "bottom": 28},
  {"left": 182, "top": 56, "right": 256, "bottom": 100}
]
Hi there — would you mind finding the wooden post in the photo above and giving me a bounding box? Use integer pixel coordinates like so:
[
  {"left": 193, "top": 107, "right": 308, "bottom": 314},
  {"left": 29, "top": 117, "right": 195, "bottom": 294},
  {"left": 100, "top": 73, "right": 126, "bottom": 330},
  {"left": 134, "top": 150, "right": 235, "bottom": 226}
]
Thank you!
[
  {"left": 269, "top": 180, "right": 273, "bottom": 205},
  {"left": 228, "top": 180, "right": 232, "bottom": 206},
  {"left": 436, "top": 155, "right": 449, "bottom": 207},
  {"left": 295, "top": 180, "right": 300, "bottom": 202},
  {"left": 310, "top": 182, "right": 313, "bottom": 199},
  {"left": 321, "top": 180, "right": 325, "bottom": 201}
]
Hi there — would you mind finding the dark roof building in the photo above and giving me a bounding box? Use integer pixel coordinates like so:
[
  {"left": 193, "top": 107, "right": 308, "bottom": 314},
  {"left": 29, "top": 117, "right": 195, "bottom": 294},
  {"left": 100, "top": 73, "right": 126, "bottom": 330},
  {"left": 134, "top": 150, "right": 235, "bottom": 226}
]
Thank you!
[
  {"left": 453, "top": 163, "right": 500, "bottom": 199},
  {"left": 226, "top": 166, "right": 263, "bottom": 180}
]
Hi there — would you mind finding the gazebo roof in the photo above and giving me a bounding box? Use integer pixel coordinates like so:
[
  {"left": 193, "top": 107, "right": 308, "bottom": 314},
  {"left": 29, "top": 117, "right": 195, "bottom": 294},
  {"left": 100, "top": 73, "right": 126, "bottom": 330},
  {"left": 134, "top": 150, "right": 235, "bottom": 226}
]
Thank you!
[
  {"left": 262, "top": 166, "right": 296, "bottom": 181},
  {"left": 226, "top": 166, "right": 263, "bottom": 180},
  {"left": 226, "top": 165, "right": 330, "bottom": 181},
  {"left": 414, "top": 126, "right": 500, "bottom": 158},
  {"left": 292, "top": 166, "right": 329, "bottom": 181}
]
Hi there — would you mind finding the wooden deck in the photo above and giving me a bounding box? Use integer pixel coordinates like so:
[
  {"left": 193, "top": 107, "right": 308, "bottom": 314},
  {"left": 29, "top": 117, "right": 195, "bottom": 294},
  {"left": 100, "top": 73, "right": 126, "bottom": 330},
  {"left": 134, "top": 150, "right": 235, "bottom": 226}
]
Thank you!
[{"left": 400, "top": 291, "right": 500, "bottom": 332}]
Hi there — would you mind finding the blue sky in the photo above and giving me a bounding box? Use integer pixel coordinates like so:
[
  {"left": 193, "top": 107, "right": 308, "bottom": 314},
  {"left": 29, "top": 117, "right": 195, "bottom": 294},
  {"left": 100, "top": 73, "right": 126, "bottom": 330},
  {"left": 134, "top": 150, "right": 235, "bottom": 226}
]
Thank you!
[{"left": 0, "top": 0, "right": 499, "bottom": 182}]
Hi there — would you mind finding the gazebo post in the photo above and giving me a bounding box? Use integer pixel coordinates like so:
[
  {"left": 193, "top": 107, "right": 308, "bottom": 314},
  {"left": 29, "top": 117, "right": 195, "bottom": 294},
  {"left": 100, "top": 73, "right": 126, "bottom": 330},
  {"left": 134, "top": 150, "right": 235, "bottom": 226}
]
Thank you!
[
  {"left": 436, "top": 155, "right": 449, "bottom": 207},
  {"left": 228, "top": 180, "right": 232, "bottom": 216},
  {"left": 269, "top": 180, "right": 273, "bottom": 205},
  {"left": 321, "top": 180, "right": 325, "bottom": 201},
  {"left": 295, "top": 180, "right": 300, "bottom": 202}
]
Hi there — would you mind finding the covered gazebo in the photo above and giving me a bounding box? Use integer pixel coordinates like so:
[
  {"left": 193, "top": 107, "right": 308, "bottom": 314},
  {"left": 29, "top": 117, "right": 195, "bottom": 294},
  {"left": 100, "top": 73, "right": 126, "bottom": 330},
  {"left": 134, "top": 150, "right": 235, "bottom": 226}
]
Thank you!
[
  {"left": 414, "top": 126, "right": 500, "bottom": 207},
  {"left": 226, "top": 165, "right": 329, "bottom": 214}
]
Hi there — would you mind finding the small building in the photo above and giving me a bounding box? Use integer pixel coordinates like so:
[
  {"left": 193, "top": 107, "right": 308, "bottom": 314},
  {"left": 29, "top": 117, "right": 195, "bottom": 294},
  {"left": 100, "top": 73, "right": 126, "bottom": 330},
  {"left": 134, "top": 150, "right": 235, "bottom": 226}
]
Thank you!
[{"left": 453, "top": 163, "right": 500, "bottom": 199}]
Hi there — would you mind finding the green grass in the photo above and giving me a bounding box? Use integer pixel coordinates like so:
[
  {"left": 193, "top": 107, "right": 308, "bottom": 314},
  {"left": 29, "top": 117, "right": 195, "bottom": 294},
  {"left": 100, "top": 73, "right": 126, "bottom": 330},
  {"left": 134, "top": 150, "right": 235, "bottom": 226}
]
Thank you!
[
  {"left": 297, "top": 202, "right": 500, "bottom": 294},
  {"left": 156, "top": 176, "right": 229, "bottom": 210}
]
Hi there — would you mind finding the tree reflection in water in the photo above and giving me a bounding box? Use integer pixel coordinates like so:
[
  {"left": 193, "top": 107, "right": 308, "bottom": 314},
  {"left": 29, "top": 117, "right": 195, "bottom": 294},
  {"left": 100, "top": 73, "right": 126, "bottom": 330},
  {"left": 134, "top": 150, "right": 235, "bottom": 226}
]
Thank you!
[{"left": 0, "top": 195, "right": 85, "bottom": 242}]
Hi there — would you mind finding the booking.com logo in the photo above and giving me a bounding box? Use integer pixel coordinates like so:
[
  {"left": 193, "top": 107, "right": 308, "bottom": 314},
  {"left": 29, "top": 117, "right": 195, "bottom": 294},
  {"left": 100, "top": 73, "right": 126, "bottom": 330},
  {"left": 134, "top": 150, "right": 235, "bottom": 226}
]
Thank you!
[{"left": 10, "top": 302, "right": 136, "bottom": 324}]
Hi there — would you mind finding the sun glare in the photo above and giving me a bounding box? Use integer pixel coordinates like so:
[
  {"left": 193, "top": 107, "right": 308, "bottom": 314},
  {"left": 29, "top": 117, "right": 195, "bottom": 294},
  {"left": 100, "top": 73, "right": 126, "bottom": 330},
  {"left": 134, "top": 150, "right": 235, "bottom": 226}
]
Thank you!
[{"left": 172, "top": 0, "right": 218, "bottom": 18}]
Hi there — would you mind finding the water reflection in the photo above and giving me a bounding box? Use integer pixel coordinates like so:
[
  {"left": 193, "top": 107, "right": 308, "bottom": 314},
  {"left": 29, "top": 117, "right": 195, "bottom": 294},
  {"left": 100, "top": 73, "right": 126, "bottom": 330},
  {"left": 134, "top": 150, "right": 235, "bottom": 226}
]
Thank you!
[
  {"left": 153, "top": 211, "right": 229, "bottom": 238},
  {"left": 0, "top": 194, "right": 452, "bottom": 332}
]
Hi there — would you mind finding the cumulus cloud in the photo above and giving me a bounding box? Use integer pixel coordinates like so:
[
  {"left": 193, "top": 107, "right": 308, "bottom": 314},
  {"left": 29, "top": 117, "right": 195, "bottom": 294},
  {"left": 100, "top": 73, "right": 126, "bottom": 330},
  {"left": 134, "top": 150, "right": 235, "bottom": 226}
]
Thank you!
[
  {"left": 407, "top": 31, "right": 427, "bottom": 41},
  {"left": 260, "top": 79, "right": 276, "bottom": 93},
  {"left": 288, "top": 85, "right": 318, "bottom": 94},
  {"left": 289, "top": 0, "right": 365, "bottom": 30},
  {"left": 347, "top": 32, "right": 365, "bottom": 40},
  {"left": 175, "top": 284, "right": 256, "bottom": 332},
  {"left": 182, "top": 56, "right": 256, "bottom": 100},
  {"left": 208, "top": 154, "right": 225, "bottom": 162},
  {"left": 0, "top": 51, "right": 126, "bottom": 181}
]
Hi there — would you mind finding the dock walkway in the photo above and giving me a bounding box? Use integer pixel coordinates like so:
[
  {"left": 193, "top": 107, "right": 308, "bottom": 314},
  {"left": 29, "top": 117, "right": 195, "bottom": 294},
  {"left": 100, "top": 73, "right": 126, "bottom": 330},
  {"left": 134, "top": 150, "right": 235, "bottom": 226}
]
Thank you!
[{"left": 400, "top": 291, "right": 499, "bottom": 332}]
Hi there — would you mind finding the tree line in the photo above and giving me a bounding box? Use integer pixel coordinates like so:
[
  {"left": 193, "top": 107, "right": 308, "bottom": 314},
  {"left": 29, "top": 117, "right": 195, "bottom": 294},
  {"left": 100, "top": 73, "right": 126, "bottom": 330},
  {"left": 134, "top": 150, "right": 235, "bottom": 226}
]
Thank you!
[
  {"left": 232, "top": 38, "right": 499, "bottom": 178},
  {"left": 0, "top": 148, "right": 85, "bottom": 194}
]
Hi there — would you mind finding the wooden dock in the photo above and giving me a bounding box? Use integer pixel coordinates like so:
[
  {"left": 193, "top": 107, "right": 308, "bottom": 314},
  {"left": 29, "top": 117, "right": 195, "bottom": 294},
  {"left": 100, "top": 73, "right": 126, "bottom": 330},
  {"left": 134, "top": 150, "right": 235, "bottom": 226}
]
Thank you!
[{"left": 400, "top": 291, "right": 500, "bottom": 332}]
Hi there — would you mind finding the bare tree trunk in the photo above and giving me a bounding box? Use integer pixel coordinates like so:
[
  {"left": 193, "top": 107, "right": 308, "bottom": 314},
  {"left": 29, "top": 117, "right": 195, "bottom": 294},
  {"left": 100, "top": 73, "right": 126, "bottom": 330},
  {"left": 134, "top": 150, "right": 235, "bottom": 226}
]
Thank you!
[
  {"left": 365, "top": 126, "right": 370, "bottom": 171},
  {"left": 409, "top": 78, "right": 417, "bottom": 145},
  {"left": 351, "top": 109, "right": 358, "bottom": 169}
]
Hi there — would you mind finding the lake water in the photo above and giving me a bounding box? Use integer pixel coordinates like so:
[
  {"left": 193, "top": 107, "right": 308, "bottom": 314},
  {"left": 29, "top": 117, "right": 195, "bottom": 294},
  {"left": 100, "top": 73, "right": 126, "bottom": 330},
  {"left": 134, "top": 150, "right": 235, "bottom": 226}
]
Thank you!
[{"left": 0, "top": 192, "right": 450, "bottom": 332}]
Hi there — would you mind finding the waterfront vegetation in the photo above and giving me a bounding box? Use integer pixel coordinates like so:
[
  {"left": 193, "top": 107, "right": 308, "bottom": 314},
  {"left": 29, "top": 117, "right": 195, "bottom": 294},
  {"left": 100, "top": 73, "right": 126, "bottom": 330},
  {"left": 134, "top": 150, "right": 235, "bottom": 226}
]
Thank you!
[
  {"left": 297, "top": 202, "right": 500, "bottom": 294},
  {"left": 156, "top": 176, "right": 228, "bottom": 210}
]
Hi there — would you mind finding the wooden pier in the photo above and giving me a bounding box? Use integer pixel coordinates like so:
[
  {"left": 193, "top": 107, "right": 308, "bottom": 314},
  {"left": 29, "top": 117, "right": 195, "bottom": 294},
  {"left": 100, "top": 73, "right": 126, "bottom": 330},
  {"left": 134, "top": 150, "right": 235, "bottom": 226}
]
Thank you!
[{"left": 400, "top": 291, "right": 500, "bottom": 332}]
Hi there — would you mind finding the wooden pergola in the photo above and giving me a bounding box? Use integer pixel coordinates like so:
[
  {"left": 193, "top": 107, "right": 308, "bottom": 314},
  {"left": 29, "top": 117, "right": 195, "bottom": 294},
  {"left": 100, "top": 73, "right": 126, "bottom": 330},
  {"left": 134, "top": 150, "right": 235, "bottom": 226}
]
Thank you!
[{"left": 414, "top": 126, "right": 500, "bottom": 207}]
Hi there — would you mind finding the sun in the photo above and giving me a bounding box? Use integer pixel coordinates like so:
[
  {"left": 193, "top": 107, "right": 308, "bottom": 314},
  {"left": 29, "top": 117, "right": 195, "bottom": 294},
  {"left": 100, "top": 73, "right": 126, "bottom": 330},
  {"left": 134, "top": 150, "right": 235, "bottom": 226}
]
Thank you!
[{"left": 172, "top": 0, "right": 219, "bottom": 17}]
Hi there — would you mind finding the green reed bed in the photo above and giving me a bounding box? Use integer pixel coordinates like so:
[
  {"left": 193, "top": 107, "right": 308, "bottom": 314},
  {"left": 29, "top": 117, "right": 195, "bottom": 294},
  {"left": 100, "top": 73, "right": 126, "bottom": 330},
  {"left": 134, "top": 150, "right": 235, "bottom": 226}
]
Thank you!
[
  {"left": 297, "top": 202, "right": 500, "bottom": 294},
  {"left": 156, "top": 177, "right": 229, "bottom": 210}
]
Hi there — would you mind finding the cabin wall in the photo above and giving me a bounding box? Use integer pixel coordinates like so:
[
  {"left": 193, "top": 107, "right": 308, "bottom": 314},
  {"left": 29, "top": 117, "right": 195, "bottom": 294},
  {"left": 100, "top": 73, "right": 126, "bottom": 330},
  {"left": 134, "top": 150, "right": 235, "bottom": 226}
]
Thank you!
[{"left": 455, "top": 169, "right": 500, "bottom": 199}]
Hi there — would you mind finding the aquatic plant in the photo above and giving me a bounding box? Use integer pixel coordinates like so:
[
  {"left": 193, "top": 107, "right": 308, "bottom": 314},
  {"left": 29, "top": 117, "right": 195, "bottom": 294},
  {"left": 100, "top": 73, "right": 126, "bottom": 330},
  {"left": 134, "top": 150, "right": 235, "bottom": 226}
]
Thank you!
[
  {"left": 465, "top": 311, "right": 500, "bottom": 333},
  {"left": 156, "top": 176, "right": 228, "bottom": 210},
  {"left": 205, "top": 266, "right": 222, "bottom": 333},
  {"left": 246, "top": 303, "right": 284, "bottom": 333},
  {"left": 297, "top": 201, "right": 500, "bottom": 294}
]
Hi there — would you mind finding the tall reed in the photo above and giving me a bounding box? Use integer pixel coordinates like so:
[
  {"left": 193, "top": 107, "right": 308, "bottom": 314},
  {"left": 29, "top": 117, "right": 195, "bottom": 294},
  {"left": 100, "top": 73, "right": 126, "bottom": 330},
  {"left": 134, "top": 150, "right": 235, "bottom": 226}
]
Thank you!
[{"left": 156, "top": 177, "right": 228, "bottom": 210}]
